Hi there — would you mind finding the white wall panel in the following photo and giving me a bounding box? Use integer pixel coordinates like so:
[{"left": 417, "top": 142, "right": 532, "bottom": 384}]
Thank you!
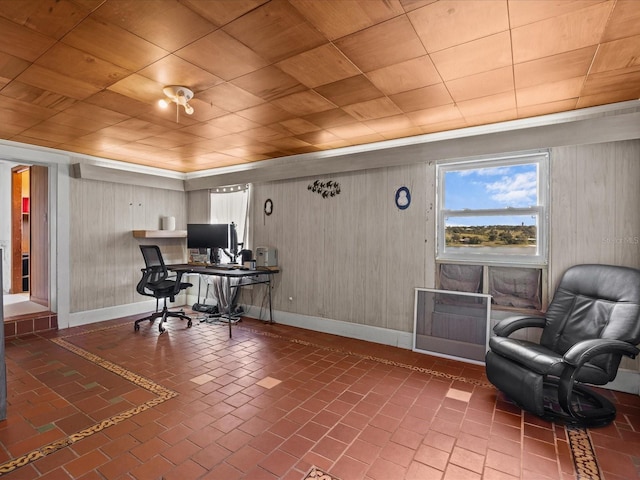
[
  {"left": 69, "top": 178, "right": 187, "bottom": 313},
  {"left": 250, "top": 163, "right": 429, "bottom": 334}
]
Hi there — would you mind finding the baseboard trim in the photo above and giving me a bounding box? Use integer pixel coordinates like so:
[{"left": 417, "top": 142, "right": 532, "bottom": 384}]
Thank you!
[
  {"left": 67, "top": 295, "right": 187, "bottom": 328},
  {"left": 242, "top": 305, "right": 414, "bottom": 350},
  {"left": 603, "top": 370, "right": 640, "bottom": 395}
]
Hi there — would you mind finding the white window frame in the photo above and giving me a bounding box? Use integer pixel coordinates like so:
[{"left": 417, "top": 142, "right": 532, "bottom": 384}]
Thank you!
[{"left": 436, "top": 151, "right": 549, "bottom": 266}]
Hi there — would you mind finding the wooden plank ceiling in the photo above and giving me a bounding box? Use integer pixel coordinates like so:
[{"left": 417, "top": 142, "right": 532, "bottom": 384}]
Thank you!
[{"left": 0, "top": 0, "right": 638, "bottom": 173}]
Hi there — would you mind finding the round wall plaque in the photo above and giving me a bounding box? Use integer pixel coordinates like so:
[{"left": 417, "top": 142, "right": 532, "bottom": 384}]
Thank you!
[
  {"left": 264, "top": 198, "right": 273, "bottom": 216},
  {"left": 395, "top": 187, "right": 411, "bottom": 210}
]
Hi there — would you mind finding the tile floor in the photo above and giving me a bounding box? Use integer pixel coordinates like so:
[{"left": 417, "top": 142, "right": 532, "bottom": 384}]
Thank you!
[{"left": 0, "top": 313, "right": 639, "bottom": 479}]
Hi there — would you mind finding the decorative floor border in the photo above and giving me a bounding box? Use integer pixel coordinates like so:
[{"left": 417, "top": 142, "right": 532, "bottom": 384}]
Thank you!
[
  {"left": 0, "top": 320, "right": 602, "bottom": 478},
  {"left": 0, "top": 337, "right": 178, "bottom": 476},
  {"left": 567, "top": 426, "right": 602, "bottom": 480},
  {"left": 303, "top": 465, "right": 341, "bottom": 480}
]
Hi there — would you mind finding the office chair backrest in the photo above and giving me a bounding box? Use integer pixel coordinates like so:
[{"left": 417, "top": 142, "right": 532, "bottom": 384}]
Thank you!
[
  {"left": 540, "top": 264, "right": 640, "bottom": 378},
  {"left": 139, "top": 245, "right": 168, "bottom": 283}
]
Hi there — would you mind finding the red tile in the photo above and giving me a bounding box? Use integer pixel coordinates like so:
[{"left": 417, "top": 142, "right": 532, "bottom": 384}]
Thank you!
[
  {"left": 423, "top": 430, "right": 456, "bottom": 453},
  {"left": 443, "top": 463, "right": 483, "bottom": 479},
  {"left": 16, "top": 319, "right": 34, "bottom": 336},
  {"left": 327, "top": 422, "right": 359, "bottom": 444},
  {"left": 345, "top": 439, "right": 382, "bottom": 464},
  {"left": 226, "top": 445, "right": 267, "bottom": 473},
  {"left": 358, "top": 424, "right": 391, "bottom": 447},
  {"left": 259, "top": 449, "right": 297, "bottom": 477},
  {"left": 163, "top": 439, "right": 202, "bottom": 465},
  {"left": 191, "top": 443, "right": 230, "bottom": 470},
  {"left": 415, "top": 444, "right": 449, "bottom": 471},
  {"left": 485, "top": 448, "right": 521, "bottom": 477},
  {"left": 332, "top": 454, "right": 368, "bottom": 479},
  {"left": 312, "top": 436, "right": 348, "bottom": 461},
  {"left": 96, "top": 452, "right": 141, "bottom": 479},
  {"left": 406, "top": 461, "right": 444, "bottom": 480},
  {"left": 366, "top": 456, "right": 408, "bottom": 480},
  {"left": 163, "top": 459, "right": 208, "bottom": 480},
  {"left": 379, "top": 441, "right": 415, "bottom": 468},
  {"left": 63, "top": 450, "right": 109, "bottom": 478}
]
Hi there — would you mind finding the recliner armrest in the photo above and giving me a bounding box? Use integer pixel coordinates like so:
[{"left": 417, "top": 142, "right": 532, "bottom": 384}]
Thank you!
[
  {"left": 493, "top": 315, "right": 546, "bottom": 337},
  {"left": 563, "top": 339, "right": 640, "bottom": 368}
]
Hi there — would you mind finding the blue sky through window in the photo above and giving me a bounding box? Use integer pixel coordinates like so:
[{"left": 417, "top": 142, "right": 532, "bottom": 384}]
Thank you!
[{"left": 444, "top": 163, "right": 538, "bottom": 226}]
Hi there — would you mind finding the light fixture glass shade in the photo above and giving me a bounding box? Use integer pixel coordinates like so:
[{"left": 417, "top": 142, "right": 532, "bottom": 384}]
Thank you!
[{"left": 159, "top": 86, "right": 195, "bottom": 116}]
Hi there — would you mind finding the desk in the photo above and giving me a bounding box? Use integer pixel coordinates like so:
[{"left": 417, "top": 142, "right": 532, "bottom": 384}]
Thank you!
[{"left": 168, "top": 264, "right": 279, "bottom": 338}]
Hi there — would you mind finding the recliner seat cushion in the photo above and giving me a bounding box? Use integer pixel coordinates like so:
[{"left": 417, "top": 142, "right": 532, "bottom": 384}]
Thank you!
[{"left": 489, "top": 336, "right": 610, "bottom": 384}]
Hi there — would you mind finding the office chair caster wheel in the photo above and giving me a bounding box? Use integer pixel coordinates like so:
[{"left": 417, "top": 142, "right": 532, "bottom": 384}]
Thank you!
[
  {"left": 187, "top": 319, "right": 192, "bottom": 328},
  {"left": 134, "top": 324, "right": 140, "bottom": 332},
  {"left": 159, "top": 324, "right": 166, "bottom": 334}
]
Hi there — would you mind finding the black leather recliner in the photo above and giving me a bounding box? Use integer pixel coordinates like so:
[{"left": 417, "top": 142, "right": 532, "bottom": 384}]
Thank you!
[
  {"left": 135, "top": 245, "right": 192, "bottom": 334},
  {"left": 485, "top": 264, "right": 640, "bottom": 427}
]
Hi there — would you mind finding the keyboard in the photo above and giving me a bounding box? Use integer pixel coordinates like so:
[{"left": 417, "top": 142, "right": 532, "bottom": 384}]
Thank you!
[{"left": 209, "top": 264, "right": 237, "bottom": 270}]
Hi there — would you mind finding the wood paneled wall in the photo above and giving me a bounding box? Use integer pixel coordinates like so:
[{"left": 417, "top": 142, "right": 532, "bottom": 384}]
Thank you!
[
  {"left": 249, "top": 140, "right": 640, "bottom": 342},
  {"left": 549, "top": 140, "right": 640, "bottom": 371},
  {"left": 249, "top": 163, "right": 434, "bottom": 334},
  {"left": 549, "top": 140, "right": 640, "bottom": 286},
  {"left": 69, "top": 178, "right": 187, "bottom": 313}
]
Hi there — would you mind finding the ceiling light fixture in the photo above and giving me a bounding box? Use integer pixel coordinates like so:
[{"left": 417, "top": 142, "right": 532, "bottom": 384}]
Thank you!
[{"left": 158, "top": 85, "right": 194, "bottom": 122}]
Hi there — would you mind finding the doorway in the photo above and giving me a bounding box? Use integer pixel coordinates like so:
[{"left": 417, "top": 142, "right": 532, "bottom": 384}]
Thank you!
[{"left": 7, "top": 165, "right": 49, "bottom": 312}]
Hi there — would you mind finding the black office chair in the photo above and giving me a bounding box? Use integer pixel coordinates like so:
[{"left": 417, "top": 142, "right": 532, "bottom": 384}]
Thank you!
[
  {"left": 485, "top": 264, "right": 640, "bottom": 427},
  {"left": 135, "top": 245, "right": 193, "bottom": 334}
]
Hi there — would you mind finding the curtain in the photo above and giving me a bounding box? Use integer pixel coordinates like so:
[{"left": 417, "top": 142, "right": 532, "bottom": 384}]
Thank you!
[{"left": 209, "top": 186, "right": 249, "bottom": 248}]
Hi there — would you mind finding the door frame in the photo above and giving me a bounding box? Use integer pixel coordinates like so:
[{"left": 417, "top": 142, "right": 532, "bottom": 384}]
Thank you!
[
  {"left": 10, "top": 166, "right": 27, "bottom": 294},
  {"left": 9, "top": 165, "right": 49, "bottom": 305}
]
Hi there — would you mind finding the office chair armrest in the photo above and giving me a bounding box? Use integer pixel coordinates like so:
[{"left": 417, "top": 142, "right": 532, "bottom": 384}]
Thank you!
[
  {"left": 563, "top": 339, "right": 640, "bottom": 369},
  {"left": 170, "top": 270, "right": 191, "bottom": 295},
  {"left": 493, "top": 315, "right": 546, "bottom": 337},
  {"left": 136, "top": 268, "right": 154, "bottom": 296}
]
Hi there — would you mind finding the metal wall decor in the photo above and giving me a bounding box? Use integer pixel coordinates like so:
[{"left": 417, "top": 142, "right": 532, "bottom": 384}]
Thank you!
[{"left": 308, "top": 180, "right": 341, "bottom": 198}]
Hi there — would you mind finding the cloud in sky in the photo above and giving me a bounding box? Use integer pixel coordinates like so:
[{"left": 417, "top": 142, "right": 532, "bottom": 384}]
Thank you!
[
  {"left": 444, "top": 163, "right": 538, "bottom": 211},
  {"left": 458, "top": 166, "right": 512, "bottom": 177},
  {"left": 486, "top": 171, "right": 537, "bottom": 206}
]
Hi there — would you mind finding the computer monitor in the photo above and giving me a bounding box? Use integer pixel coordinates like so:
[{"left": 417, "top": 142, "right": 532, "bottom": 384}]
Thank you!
[
  {"left": 187, "top": 223, "right": 229, "bottom": 258},
  {"left": 187, "top": 223, "right": 240, "bottom": 263}
]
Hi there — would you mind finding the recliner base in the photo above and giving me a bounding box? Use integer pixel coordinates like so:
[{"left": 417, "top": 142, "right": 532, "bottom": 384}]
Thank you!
[
  {"left": 540, "top": 377, "right": 616, "bottom": 428},
  {"left": 486, "top": 351, "right": 617, "bottom": 428}
]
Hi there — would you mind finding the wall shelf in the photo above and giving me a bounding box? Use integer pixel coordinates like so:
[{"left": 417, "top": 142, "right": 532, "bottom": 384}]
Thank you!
[{"left": 132, "top": 230, "right": 187, "bottom": 239}]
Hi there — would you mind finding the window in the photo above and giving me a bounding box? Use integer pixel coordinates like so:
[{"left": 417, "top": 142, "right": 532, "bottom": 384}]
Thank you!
[
  {"left": 210, "top": 184, "right": 250, "bottom": 253},
  {"left": 436, "top": 152, "right": 549, "bottom": 312},
  {"left": 437, "top": 151, "right": 549, "bottom": 265}
]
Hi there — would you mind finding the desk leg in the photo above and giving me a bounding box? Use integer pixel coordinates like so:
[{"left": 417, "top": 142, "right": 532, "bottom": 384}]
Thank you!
[
  {"left": 227, "top": 277, "right": 232, "bottom": 338},
  {"left": 268, "top": 277, "right": 274, "bottom": 324}
]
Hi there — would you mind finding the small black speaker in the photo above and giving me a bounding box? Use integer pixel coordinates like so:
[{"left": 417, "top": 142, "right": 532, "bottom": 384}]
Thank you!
[{"left": 240, "top": 249, "right": 252, "bottom": 263}]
